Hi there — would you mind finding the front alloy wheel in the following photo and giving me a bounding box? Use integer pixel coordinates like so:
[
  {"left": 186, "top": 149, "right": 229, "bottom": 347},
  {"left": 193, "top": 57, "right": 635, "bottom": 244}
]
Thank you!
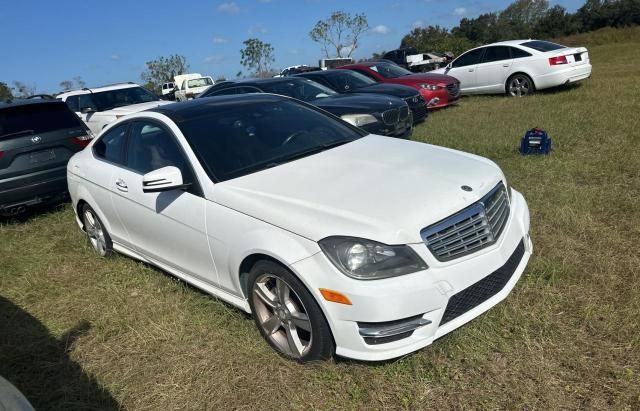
[
  {"left": 248, "top": 260, "right": 334, "bottom": 362},
  {"left": 508, "top": 74, "right": 533, "bottom": 97}
]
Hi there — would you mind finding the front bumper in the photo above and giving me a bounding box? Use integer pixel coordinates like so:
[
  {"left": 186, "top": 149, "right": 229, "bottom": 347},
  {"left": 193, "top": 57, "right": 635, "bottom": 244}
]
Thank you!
[
  {"left": 291, "top": 189, "right": 532, "bottom": 361},
  {"left": 419, "top": 87, "right": 460, "bottom": 109}
]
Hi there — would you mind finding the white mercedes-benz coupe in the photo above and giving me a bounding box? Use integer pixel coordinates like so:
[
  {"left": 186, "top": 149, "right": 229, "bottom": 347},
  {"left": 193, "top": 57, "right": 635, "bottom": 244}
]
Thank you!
[
  {"left": 431, "top": 39, "right": 591, "bottom": 96},
  {"left": 67, "top": 94, "right": 532, "bottom": 362}
]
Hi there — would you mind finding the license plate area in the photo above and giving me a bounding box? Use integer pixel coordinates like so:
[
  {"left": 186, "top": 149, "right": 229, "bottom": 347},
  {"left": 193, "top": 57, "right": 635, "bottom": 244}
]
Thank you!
[
  {"left": 574, "top": 53, "right": 582, "bottom": 62},
  {"left": 30, "top": 149, "right": 56, "bottom": 164}
]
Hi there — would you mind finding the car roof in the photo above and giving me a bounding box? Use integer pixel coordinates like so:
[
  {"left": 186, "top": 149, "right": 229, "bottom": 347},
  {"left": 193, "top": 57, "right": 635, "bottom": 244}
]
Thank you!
[
  {"left": 150, "top": 93, "right": 289, "bottom": 122},
  {"left": 0, "top": 98, "right": 68, "bottom": 110},
  {"left": 57, "top": 82, "right": 139, "bottom": 97}
]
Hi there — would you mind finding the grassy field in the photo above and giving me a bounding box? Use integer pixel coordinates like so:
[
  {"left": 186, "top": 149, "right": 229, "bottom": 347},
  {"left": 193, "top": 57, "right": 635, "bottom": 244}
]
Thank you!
[{"left": 1, "top": 28, "right": 639, "bottom": 410}]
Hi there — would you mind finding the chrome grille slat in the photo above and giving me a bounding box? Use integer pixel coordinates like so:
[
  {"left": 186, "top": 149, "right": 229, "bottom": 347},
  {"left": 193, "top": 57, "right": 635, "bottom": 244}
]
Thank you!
[{"left": 421, "top": 183, "right": 511, "bottom": 262}]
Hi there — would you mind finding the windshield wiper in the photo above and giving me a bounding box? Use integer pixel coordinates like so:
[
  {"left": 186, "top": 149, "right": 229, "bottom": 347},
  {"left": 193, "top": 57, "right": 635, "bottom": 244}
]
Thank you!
[{"left": 0, "top": 129, "right": 34, "bottom": 139}]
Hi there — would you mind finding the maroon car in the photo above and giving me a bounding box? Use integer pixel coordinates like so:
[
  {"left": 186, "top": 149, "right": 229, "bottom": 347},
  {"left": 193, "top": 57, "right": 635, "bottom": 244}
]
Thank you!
[{"left": 338, "top": 62, "right": 460, "bottom": 109}]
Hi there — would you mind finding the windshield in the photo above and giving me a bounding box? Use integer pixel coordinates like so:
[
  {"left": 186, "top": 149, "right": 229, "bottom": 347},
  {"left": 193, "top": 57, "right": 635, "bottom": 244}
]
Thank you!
[
  {"left": 258, "top": 79, "right": 337, "bottom": 102},
  {"left": 324, "top": 71, "right": 376, "bottom": 91},
  {"left": 367, "top": 63, "right": 412, "bottom": 79},
  {"left": 177, "top": 99, "right": 365, "bottom": 182},
  {"left": 0, "top": 103, "right": 83, "bottom": 138},
  {"left": 91, "top": 86, "right": 159, "bottom": 111},
  {"left": 520, "top": 40, "right": 566, "bottom": 52},
  {"left": 188, "top": 78, "right": 214, "bottom": 88}
]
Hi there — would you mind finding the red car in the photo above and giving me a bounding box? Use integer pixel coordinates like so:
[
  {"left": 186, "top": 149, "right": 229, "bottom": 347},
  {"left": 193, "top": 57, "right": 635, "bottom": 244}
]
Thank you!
[{"left": 338, "top": 62, "right": 460, "bottom": 109}]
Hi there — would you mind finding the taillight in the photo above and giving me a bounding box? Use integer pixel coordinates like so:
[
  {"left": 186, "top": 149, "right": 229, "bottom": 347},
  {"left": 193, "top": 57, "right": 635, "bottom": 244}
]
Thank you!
[
  {"left": 0, "top": 151, "right": 4, "bottom": 159},
  {"left": 70, "top": 134, "right": 93, "bottom": 148},
  {"left": 548, "top": 55, "right": 568, "bottom": 65}
]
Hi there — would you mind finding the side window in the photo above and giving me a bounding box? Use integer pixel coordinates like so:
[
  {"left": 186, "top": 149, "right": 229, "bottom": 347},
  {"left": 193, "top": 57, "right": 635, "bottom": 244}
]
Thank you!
[
  {"left": 451, "top": 48, "right": 485, "bottom": 68},
  {"left": 93, "top": 124, "right": 128, "bottom": 165},
  {"left": 78, "top": 94, "right": 97, "bottom": 112},
  {"left": 481, "top": 46, "right": 511, "bottom": 63},
  {"left": 510, "top": 47, "right": 532, "bottom": 59},
  {"left": 65, "top": 96, "right": 80, "bottom": 112},
  {"left": 126, "top": 121, "right": 195, "bottom": 185},
  {"left": 208, "top": 87, "right": 242, "bottom": 96}
]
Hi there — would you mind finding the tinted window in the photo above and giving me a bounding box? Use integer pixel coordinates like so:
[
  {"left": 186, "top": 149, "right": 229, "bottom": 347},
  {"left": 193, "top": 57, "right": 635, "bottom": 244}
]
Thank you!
[
  {"left": 0, "top": 103, "right": 84, "bottom": 139},
  {"left": 126, "top": 122, "right": 190, "bottom": 178},
  {"left": 91, "top": 87, "right": 158, "bottom": 111},
  {"left": 366, "top": 63, "right": 412, "bottom": 79},
  {"left": 520, "top": 40, "right": 566, "bottom": 52},
  {"left": 206, "top": 86, "right": 261, "bottom": 96},
  {"left": 178, "top": 99, "right": 364, "bottom": 182},
  {"left": 257, "top": 79, "right": 337, "bottom": 102},
  {"left": 351, "top": 69, "right": 378, "bottom": 81},
  {"left": 452, "top": 48, "right": 484, "bottom": 68},
  {"left": 78, "top": 94, "right": 97, "bottom": 111},
  {"left": 510, "top": 47, "right": 533, "bottom": 58},
  {"left": 65, "top": 95, "right": 80, "bottom": 112},
  {"left": 482, "top": 46, "right": 512, "bottom": 63},
  {"left": 93, "top": 124, "right": 128, "bottom": 165}
]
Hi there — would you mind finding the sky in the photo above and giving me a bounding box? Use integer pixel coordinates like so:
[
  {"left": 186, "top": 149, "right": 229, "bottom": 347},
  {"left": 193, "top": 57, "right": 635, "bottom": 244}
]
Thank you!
[{"left": 0, "top": 0, "right": 583, "bottom": 93}]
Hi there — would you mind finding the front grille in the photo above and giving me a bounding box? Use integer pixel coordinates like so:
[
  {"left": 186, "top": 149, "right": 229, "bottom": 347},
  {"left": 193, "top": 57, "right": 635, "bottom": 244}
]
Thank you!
[
  {"left": 404, "top": 95, "right": 424, "bottom": 106},
  {"left": 382, "top": 108, "right": 399, "bottom": 125},
  {"left": 421, "top": 182, "right": 510, "bottom": 262},
  {"left": 440, "top": 239, "right": 525, "bottom": 325},
  {"left": 399, "top": 106, "right": 410, "bottom": 121},
  {"left": 447, "top": 82, "right": 460, "bottom": 98}
]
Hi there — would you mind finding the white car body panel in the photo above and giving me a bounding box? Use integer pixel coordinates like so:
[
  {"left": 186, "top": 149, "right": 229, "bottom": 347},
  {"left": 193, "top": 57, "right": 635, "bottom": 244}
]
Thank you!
[
  {"left": 431, "top": 40, "right": 592, "bottom": 95},
  {"left": 67, "top": 109, "right": 532, "bottom": 361}
]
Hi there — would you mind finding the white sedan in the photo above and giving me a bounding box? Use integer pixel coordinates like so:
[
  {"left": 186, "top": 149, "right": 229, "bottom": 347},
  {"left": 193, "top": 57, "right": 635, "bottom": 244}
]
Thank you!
[
  {"left": 67, "top": 94, "right": 532, "bottom": 362},
  {"left": 432, "top": 40, "right": 592, "bottom": 96}
]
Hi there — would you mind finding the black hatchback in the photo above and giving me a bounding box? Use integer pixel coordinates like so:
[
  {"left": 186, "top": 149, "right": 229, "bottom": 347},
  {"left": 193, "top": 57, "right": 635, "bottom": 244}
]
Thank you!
[
  {"left": 295, "top": 69, "right": 428, "bottom": 123},
  {"left": 198, "top": 77, "right": 413, "bottom": 138},
  {"left": 0, "top": 98, "right": 92, "bottom": 216}
]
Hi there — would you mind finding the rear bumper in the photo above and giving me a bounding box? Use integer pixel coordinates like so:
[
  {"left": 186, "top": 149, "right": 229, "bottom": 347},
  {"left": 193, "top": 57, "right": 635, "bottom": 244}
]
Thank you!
[
  {"left": 533, "top": 63, "right": 592, "bottom": 90},
  {"left": 0, "top": 166, "right": 68, "bottom": 210}
]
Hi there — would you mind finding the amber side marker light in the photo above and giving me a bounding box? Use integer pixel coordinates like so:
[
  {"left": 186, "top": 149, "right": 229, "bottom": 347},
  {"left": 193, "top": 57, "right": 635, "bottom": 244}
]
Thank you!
[{"left": 319, "top": 288, "right": 352, "bottom": 305}]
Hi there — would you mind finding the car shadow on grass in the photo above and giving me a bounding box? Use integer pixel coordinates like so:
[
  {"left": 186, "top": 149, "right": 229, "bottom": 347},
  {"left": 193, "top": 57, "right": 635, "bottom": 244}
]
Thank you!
[{"left": 0, "top": 296, "right": 120, "bottom": 410}]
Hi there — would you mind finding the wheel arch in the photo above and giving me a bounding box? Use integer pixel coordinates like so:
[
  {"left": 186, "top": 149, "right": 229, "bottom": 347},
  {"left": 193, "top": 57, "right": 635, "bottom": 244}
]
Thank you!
[{"left": 505, "top": 71, "right": 536, "bottom": 94}]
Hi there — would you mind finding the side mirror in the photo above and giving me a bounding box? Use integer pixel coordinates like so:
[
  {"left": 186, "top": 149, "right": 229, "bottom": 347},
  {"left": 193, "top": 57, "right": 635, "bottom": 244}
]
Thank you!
[
  {"left": 142, "top": 166, "right": 190, "bottom": 193},
  {"left": 81, "top": 107, "right": 96, "bottom": 114}
]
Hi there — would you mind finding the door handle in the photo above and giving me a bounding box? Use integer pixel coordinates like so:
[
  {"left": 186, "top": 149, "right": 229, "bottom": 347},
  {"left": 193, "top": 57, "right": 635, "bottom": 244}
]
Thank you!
[
  {"left": 115, "top": 178, "right": 128, "bottom": 192},
  {"left": 502, "top": 64, "right": 510, "bottom": 67},
  {"left": 468, "top": 68, "right": 474, "bottom": 72}
]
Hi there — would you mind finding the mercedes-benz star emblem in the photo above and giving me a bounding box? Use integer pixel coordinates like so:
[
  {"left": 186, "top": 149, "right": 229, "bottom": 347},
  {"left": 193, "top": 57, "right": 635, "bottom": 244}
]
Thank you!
[
  {"left": 461, "top": 185, "right": 472, "bottom": 192},
  {"left": 31, "top": 136, "right": 42, "bottom": 143}
]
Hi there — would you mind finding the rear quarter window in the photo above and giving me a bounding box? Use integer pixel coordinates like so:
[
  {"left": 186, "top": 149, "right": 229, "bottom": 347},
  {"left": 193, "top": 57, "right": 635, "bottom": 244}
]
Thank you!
[{"left": 520, "top": 40, "right": 566, "bottom": 52}]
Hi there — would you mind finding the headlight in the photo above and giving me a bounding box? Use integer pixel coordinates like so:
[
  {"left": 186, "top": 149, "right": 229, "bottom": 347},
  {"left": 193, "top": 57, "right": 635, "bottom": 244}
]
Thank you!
[
  {"left": 319, "top": 236, "right": 428, "bottom": 280},
  {"left": 420, "top": 84, "right": 443, "bottom": 91},
  {"left": 341, "top": 114, "right": 378, "bottom": 127}
]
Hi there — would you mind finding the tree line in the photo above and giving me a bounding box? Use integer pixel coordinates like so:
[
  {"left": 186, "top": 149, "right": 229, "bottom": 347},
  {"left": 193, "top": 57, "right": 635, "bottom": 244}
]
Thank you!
[{"left": 401, "top": 0, "right": 640, "bottom": 55}]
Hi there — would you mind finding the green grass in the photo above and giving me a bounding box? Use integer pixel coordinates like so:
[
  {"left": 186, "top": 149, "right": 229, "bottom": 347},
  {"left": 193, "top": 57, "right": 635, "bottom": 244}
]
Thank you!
[{"left": 2, "top": 28, "right": 640, "bottom": 409}]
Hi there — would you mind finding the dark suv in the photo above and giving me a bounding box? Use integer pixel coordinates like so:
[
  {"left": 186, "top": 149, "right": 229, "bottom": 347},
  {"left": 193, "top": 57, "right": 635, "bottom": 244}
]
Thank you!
[{"left": 0, "top": 98, "right": 92, "bottom": 216}]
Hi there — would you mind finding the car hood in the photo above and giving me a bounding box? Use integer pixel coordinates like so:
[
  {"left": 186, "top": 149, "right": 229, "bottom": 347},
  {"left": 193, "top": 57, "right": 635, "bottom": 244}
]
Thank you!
[
  {"left": 212, "top": 135, "right": 503, "bottom": 244},
  {"left": 311, "top": 93, "right": 405, "bottom": 116},
  {"left": 393, "top": 73, "right": 457, "bottom": 86},
  {"left": 108, "top": 100, "right": 172, "bottom": 114},
  {"left": 350, "top": 83, "right": 418, "bottom": 98}
]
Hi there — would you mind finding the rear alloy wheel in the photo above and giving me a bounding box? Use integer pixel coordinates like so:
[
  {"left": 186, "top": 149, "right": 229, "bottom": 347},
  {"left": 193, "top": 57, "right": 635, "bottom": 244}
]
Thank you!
[
  {"left": 81, "top": 204, "right": 113, "bottom": 257},
  {"left": 248, "top": 260, "right": 334, "bottom": 362},
  {"left": 507, "top": 74, "right": 534, "bottom": 97}
]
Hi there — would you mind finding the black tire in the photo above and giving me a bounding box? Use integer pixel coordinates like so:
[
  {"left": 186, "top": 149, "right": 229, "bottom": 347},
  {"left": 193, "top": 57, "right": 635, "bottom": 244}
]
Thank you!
[
  {"left": 81, "top": 204, "right": 113, "bottom": 257},
  {"left": 506, "top": 73, "right": 534, "bottom": 97},
  {"left": 248, "top": 260, "right": 334, "bottom": 362}
]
